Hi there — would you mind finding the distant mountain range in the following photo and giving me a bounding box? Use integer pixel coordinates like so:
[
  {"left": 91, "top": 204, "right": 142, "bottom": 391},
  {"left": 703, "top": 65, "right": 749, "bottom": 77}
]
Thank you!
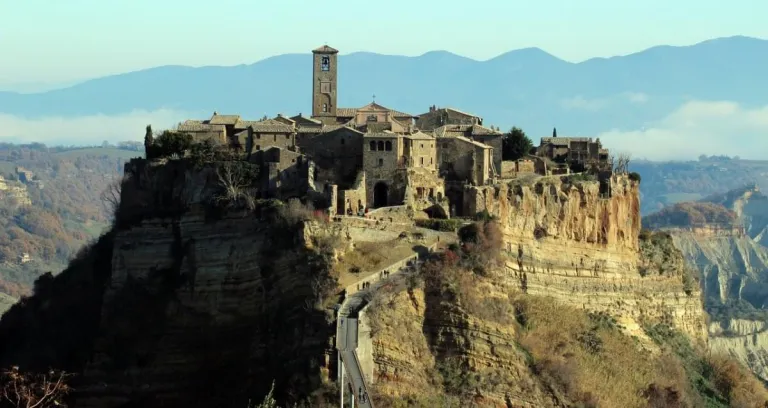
[{"left": 0, "top": 36, "right": 766, "bottom": 138}]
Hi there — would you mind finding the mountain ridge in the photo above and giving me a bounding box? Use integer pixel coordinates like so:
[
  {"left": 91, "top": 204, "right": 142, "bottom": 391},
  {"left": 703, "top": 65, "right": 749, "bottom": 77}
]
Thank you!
[{"left": 0, "top": 35, "right": 766, "bottom": 142}]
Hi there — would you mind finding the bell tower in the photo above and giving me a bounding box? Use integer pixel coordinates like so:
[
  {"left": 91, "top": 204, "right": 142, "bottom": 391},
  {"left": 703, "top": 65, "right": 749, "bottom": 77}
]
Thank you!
[{"left": 311, "top": 45, "right": 338, "bottom": 120}]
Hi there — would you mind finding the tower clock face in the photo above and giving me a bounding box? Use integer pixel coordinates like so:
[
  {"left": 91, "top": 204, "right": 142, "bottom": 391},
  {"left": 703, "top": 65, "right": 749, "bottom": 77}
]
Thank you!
[{"left": 321, "top": 56, "right": 330, "bottom": 71}]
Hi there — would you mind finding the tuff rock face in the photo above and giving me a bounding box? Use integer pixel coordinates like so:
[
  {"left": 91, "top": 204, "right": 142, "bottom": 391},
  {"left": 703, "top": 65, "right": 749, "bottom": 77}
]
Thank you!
[
  {"left": 75, "top": 211, "right": 338, "bottom": 408},
  {"left": 466, "top": 175, "right": 707, "bottom": 342},
  {"left": 362, "top": 175, "right": 709, "bottom": 406}
]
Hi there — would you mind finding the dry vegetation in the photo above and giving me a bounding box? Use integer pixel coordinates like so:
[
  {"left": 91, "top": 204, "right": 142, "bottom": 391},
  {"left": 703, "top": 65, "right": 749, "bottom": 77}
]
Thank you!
[
  {"left": 0, "top": 367, "right": 71, "bottom": 408},
  {"left": 364, "top": 220, "right": 768, "bottom": 407}
]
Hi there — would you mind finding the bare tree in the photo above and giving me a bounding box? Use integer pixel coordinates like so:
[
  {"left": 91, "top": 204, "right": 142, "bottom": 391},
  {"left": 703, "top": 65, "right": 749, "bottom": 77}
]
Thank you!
[
  {"left": 100, "top": 177, "right": 123, "bottom": 217},
  {"left": 215, "top": 161, "right": 256, "bottom": 209},
  {"left": 0, "top": 367, "right": 72, "bottom": 408},
  {"left": 613, "top": 153, "right": 631, "bottom": 174}
]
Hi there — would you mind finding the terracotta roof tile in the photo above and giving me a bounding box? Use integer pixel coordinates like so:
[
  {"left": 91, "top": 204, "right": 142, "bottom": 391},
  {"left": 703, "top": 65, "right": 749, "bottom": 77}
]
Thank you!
[
  {"left": 209, "top": 114, "right": 241, "bottom": 125},
  {"left": 177, "top": 121, "right": 226, "bottom": 133},
  {"left": 313, "top": 45, "right": 339, "bottom": 53},
  {"left": 470, "top": 124, "right": 502, "bottom": 136},
  {"left": 336, "top": 108, "right": 357, "bottom": 117}
]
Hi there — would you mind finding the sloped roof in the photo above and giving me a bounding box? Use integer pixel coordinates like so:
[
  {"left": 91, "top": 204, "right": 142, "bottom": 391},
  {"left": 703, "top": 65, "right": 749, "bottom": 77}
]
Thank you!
[
  {"left": 337, "top": 102, "right": 415, "bottom": 119},
  {"left": 417, "top": 107, "right": 481, "bottom": 119},
  {"left": 251, "top": 119, "right": 294, "bottom": 133},
  {"left": 470, "top": 124, "right": 502, "bottom": 136},
  {"left": 290, "top": 114, "right": 323, "bottom": 126},
  {"left": 209, "top": 114, "right": 241, "bottom": 125},
  {"left": 405, "top": 131, "right": 434, "bottom": 140},
  {"left": 234, "top": 119, "right": 294, "bottom": 133},
  {"left": 177, "top": 120, "right": 226, "bottom": 133},
  {"left": 313, "top": 45, "right": 339, "bottom": 54},
  {"left": 363, "top": 130, "right": 399, "bottom": 138},
  {"left": 454, "top": 135, "right": 492, "bottom": 149}
]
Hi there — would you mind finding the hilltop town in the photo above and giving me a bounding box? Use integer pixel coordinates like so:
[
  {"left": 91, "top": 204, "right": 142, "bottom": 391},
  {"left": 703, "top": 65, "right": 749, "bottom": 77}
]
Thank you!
[{"left": 148, "top": 44, "right": 614, "bottom": 220}]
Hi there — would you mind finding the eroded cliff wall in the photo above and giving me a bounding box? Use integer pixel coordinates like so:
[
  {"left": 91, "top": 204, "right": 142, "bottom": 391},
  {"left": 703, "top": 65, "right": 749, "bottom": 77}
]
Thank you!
[{"left": 466, "top": 175, "right": 707, "bottom": 342}]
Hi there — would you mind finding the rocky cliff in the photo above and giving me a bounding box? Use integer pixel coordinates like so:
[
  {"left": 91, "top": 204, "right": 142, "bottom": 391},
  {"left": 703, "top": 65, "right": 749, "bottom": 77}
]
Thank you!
[
  {"left": 465, "top": 174, "right": 707, "bottom": 342},
  {"left": 646, "top": 185, "right": 768, "bottom": 382},
  {"left": 0, "top": 158, "right": 344, "bottom": 408}
]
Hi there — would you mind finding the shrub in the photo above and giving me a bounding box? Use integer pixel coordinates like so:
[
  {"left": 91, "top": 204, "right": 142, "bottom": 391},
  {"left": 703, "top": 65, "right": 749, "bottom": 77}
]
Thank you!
[
  {"left": 628, "top": 171, "right": 642, "bottom": 182},
  {"left": 0, "top": 367, "right": 72, "bottom": 407},
  {"left": 147, "top": 131, "right": 194, "bottom": 159},
  {"left": 415, "top": 218, "right": 462, "bottom": 232}
]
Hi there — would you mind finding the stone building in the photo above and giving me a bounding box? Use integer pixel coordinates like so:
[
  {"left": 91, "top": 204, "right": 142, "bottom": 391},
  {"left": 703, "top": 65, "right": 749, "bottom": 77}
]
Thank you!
[
  {"left": 433, "top": 124, "right": 502, "bottom": 173},
  {"left": 250, "top": 147, "right": 311, "bottom": 199},
  {"left": 537, "top": 137, "right": 609, "bottom": 171},
  {"left": 166, "top": 43, "right": 523, "bottom": 218},
  {"left": 438, "top": 136, "right": 493, "bottom": 186},
  {"left": 416, "top": 106, "right": 483, "bottom": 130}
]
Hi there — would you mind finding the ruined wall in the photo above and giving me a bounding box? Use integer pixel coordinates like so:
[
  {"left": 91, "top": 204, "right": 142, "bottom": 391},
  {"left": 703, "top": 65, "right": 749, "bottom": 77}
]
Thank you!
[
  {"left": 465, "top": 175, "right": 707, "bottom": 342},
  {"left": 299, "top": 128, "right": 363, "bottom": 188},
  {"left": 338, "top": 171, "right": 366, "bottom": 215}
]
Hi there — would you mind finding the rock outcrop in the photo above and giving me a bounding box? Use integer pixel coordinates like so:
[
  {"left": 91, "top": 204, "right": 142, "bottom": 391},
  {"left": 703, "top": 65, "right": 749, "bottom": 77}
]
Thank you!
[
  {"left": 0, "top": 159, "right": 343, "bottom": 408},
  {"left": 466, "top": 174, "right": 707, "bottom": 342}
]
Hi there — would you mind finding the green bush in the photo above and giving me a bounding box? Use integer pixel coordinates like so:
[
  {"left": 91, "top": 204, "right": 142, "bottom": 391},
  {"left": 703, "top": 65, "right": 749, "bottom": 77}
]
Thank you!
[
  {"left": 147, "top": 131, "right": 193, "bottom": 159},
  {"left": 628, "top": 172, "right": 642, "bottom": 182}
]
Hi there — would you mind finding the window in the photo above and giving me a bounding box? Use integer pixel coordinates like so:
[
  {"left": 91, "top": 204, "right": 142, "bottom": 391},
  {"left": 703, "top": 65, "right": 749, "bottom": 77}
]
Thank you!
[
  {"left": 420, "top": 157, "right": 424, "bottom": 165},
  {"left": 285, "top": 134, "right": 289, "bottom": 139},
  {"left": 377, "top": 141, "right": 384, "bottom": 151},
  {"left": 322, "top": 103, "right": 328, "bottom": 112},
  {"left": 256, "top": 145, "right": 261, "bottom": 150},
  {"left": 340, "top": 138, "right": 345, "bottom": 145},
  {"left": 378, "top": 158, "right": 384, "bottom": 166},
  {"left": 430, "top": 157, "right": 433, "bottom": 164},
  {"left": 385, "top": 141, "right": 392, "bottom": 151},
  {"left": 443, "top": 143, "right": 448, "bottom": 148},
  {"left": 273, "top": 135, "right": 277, "bottom": 141},
  {"left": 369, "top": 141, "right": 376, "bottom": 151},
  {"left": 320, "top": 82, "right": 331, "bottom": 94},
  {"left": 367, "top": 114, "right": 377, "bottom": 122},
  {"left": 321, "top": 56, "right": 330, "bottom": 71},
  {"left": 421, "top": 144, "right": 424, "bottom": 148},
  {"left": 257, "top": 134, "right": 261, "bottom": 139}
]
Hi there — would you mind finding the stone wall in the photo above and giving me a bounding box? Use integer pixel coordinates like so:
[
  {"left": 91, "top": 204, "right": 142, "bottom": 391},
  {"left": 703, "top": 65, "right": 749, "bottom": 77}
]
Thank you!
[
  {"left": 298, "top": 127, "right": 363, "bottom": 188},
  {"left": 338, "top": 171, "right": 366, "bottom": 215}
]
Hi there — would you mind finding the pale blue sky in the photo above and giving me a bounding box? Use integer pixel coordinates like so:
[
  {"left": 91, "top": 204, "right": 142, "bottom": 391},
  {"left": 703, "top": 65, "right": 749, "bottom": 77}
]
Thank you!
[{"left": 0, "top": 0, "right": 764, "bottom": 87}]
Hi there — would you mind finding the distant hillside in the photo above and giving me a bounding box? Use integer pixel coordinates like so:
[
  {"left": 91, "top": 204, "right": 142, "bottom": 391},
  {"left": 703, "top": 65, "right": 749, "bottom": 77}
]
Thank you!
[
  {"left": 0, "top": 143, "right": 138, "bottom": 312},
  {"left": 1, "top": 36, "right": 766, "bottom": 138},
  {"left": 643, "top": 202, "right": 738, "bottom": 230},
  {"left": 632, "top": 157, "right": 768, "bottom": 215}
]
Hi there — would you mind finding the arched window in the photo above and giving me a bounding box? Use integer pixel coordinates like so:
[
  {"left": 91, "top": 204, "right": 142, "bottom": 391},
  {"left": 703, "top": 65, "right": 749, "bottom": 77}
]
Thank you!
[
  {"left": 385, "top": 141, "right": 392, "bottom": 151},
  {"left": 369, "top": 141, "right": 376, "bottom": 151},
  {"left": 322, "top": 103, "right": 328, "bottom": 112},
  {"left": 377, "top": 141, "right": 384, "bottom": 151},
  {"left": 378, "top": 158, "right": 384, "bottom": 166}
]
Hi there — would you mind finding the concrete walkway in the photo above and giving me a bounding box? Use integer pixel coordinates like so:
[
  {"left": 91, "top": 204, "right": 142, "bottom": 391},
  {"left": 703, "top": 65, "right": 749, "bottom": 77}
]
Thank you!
[{"left": 335, "top": 245, "right": 433, "bottom": 407}]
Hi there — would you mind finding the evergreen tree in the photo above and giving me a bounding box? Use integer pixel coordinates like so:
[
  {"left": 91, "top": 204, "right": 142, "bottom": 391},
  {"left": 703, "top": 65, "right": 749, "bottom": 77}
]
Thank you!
[
  {"left": 553, "top": 127, "right": 557, "bottom": 137},
  {"left": 502, "top": 127, "right": 534, "bottom": 161}
]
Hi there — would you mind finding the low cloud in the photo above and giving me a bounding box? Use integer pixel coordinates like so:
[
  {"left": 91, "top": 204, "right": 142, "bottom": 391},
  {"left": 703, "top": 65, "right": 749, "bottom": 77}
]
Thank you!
[
  {"left": 624, "top": 92, "right": 648, "bottom": 104},
  {"left": 0, "top": 109, "right": 194, "bottom": 145},
  {"left": 560, "top": 92, "right": 649, "bottom": 111},
  {"left": 597, "top": 100, "right": 768, "bottom": 161}
]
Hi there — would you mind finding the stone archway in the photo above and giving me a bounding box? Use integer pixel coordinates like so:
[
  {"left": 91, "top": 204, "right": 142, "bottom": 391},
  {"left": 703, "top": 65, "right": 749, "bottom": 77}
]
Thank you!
[{"left": 373, "top": 182, "right": 388, "bottom": 208}]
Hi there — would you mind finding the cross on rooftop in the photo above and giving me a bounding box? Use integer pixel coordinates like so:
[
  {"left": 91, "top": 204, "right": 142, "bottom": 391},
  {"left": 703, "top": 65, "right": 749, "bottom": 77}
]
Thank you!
[{"left": 372, "top": 94, "right": 376, "bottom": 102}]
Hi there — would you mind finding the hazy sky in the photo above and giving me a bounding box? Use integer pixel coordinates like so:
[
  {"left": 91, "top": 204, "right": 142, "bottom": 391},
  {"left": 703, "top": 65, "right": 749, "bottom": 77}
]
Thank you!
[{"left": 1, "top": 0, "right": 765, "bottom": 86}]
